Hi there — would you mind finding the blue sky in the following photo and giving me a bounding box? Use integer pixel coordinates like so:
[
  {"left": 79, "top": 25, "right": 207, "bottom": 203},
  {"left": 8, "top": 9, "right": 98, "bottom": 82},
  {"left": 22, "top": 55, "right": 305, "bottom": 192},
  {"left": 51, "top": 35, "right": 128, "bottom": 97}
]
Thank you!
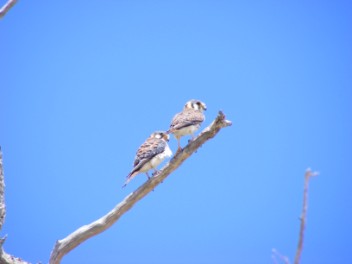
[{"left": 1, "top": 1, "right": 352, "bottom": 263}]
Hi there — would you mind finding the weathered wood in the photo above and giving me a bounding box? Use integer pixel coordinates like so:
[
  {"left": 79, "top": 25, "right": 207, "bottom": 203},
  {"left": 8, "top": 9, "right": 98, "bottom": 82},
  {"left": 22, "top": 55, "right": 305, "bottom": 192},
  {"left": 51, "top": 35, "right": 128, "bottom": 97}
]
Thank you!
[
  {"left": 0, "top": 148, "right": 30, "bottom": 264},
  {"left": 49, "top": 111, "right": 232, "bottom": 264},
  {"left": 0, "top": 0, "right": 17, "bottom": 19},
  {"left": 294, "top": 169, "right": 318, "bottom": 264}
]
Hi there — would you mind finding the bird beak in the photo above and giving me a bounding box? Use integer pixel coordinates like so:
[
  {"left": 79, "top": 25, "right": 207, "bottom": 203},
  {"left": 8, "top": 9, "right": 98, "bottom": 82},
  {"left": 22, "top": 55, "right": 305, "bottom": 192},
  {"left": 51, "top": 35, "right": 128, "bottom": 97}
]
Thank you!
[
  {"left": 203, "top": 104, "right": 207, "bottom": 111},
  {"left": 164, "top": 134, "right": 170, "bottom": 142}
]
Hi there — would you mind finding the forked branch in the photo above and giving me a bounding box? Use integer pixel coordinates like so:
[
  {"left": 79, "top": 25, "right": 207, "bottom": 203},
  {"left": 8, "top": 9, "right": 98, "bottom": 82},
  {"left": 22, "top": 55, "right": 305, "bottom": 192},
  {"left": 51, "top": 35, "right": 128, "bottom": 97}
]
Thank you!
[{"left": 49, "top": 111, "right": 232, "bottom": 264}]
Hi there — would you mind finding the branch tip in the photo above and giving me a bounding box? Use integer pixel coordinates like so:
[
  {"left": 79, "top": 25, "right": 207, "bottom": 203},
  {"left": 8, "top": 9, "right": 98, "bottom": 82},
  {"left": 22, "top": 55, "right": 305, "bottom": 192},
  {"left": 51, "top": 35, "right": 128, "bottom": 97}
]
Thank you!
[
  {"left": 225, "top": 120, "right": 232, "bottom": 126},
  {"left": 305, "top": 168, "right": 319, "bottom": 180},
  {"left": 294, "top": 168, "right": 317, "bottom": 264}
]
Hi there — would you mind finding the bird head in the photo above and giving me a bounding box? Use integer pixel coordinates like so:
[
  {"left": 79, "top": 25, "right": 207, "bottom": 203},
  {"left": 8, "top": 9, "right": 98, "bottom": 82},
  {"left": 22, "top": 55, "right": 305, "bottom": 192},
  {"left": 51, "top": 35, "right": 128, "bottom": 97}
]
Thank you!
[
  {"left": 184, "top": 99, "right": 207, "bottom": 112},
  {"left": 151, "top": 131, "right": 170, "bottom": 142}
]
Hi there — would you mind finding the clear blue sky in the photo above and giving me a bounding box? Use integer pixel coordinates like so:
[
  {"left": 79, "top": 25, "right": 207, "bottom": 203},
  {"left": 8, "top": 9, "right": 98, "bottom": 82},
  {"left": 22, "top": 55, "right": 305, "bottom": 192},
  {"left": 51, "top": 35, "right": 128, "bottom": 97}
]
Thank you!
[{"left": 1, "top": 1, "right": 352, "bottom": 263}]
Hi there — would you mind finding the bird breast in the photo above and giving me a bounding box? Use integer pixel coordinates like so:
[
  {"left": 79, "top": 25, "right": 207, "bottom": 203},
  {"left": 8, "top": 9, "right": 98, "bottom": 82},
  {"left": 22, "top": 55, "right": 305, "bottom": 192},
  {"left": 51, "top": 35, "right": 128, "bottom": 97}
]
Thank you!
[
  {"left": 140, "top": 144, "right": 172, "bottom": 172},
  {"left": 173, "top": 124, "right": 200, "bottom": 138},
  {"left": 151, "top": 144, "right": 172, "bottom": 167}
]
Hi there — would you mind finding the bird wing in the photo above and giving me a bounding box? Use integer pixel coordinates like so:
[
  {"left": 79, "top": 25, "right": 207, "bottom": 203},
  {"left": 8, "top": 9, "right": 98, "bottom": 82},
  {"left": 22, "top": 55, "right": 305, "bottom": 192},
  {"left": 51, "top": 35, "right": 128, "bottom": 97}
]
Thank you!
[
  {"left": 169, "top": 110, "right": 204, "bottom": 132},
  {"left": 131, "top": 137, "right": 166, "bottom": 173},
  {"left": 123, "top": 137, "right": 166, "bottom": 188}
]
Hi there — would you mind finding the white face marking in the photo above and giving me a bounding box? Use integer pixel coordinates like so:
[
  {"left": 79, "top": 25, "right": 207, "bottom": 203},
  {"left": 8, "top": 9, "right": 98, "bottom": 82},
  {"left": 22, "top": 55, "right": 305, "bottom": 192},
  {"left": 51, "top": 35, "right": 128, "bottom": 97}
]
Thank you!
[
  {"left": 192, "top": 103, "right": 199, "bottom": 110},
  {"left": 185, "top": 100, "right": 206, "bottom": 111},
  {"left": 185, "top": 101, "right": 194, "bottom": 109},
  {"left": 154, "top": 133, "right": 162, "bottom": 139}
]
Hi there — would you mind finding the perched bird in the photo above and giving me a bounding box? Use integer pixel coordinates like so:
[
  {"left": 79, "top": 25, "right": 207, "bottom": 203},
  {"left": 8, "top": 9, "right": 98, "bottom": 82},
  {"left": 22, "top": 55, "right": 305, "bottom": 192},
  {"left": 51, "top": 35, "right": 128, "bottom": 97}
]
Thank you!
[
  {"left": 122, "top": 131, "right": 172, "bottom": 188},
  {"left": 168, "top": 99, "right": 207, "bottom": 152}
]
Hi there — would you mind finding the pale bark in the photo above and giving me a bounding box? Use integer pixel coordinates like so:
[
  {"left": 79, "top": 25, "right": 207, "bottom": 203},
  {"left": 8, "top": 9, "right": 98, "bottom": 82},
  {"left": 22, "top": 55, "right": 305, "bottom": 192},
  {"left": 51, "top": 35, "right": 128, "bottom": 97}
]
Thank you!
[
  {"left": 0, "top": 148, "right": 5, "bottom": 235},
  {"left": 49, "top": 111, "right": 232, "bottom": 264},
  {"left": 272, "top": 168, "right": 318, "bottom": 264},
  {"left": 0, "top": 148, "right": 30, "bottom": 264},
  {"left": 0, "top": 0, "right": 17, "bottom": 19},
  {"left": 294, "top": 169, "right": 318, "bottom": 264}
]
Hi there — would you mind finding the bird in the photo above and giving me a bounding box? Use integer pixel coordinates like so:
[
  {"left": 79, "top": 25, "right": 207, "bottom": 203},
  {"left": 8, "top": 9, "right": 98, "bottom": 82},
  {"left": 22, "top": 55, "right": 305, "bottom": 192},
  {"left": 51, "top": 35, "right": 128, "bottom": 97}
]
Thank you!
[
  {"left": 122, "top": 131, "right": 172, "bottom": 188},
  {"left": 168, "top": 99, "right": 207, "bottom": 152}
]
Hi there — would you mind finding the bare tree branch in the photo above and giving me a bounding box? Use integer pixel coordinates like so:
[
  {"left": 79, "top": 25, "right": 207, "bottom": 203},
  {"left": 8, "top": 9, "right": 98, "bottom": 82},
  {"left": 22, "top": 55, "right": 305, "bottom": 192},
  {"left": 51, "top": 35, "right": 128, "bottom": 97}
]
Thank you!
[
  {"left": 0, "top": 148, "right": 30, "bottom": 264},
  {"left": 294, "top": 168, "right": 318, "bottom": 264},
  {"left": 273, "top": 169, "right": 317, "bottom": 264},
  {"left": 0, "top": 0, "right": 17, "bottom": 19},
  {"left": 49, "top": 111, "right": 232, "bottom": 264},
  {"left": 0, "top": 147, "right": 5, "bottom": 235}
]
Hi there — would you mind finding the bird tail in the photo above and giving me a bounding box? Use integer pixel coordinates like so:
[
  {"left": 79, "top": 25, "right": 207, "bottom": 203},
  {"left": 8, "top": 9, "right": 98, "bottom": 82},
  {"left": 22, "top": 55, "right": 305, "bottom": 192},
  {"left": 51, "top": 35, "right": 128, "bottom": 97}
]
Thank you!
[
  {"left": 122, "top": 175, "right": 131, "bottom": 188},
  {"left": 122, "top": 171, "right": 136, "bottom": 188}
]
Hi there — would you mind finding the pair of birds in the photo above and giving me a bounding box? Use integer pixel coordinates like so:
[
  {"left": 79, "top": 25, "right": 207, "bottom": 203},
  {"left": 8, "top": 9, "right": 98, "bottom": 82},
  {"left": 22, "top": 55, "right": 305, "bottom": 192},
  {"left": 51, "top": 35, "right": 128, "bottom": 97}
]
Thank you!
[{"left": 122, "top": 99, "right": 207, "bottom": 188}]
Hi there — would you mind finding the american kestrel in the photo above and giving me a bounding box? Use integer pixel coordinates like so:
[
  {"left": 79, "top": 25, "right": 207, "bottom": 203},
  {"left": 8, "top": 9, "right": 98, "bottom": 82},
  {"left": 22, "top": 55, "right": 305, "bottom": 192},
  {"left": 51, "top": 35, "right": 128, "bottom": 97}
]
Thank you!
[
  {"left": 122, "top": 131, "right": 172, "bottom": 188},
  {"left": 168, "top": 99, "right": 207, "bottom": 152}
]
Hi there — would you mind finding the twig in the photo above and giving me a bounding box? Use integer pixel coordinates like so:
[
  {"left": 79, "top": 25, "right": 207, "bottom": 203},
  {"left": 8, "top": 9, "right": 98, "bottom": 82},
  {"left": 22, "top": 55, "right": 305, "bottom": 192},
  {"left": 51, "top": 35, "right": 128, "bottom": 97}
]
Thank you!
[
  {"left": 0, "top": 0, "right": 17, "bottom": 19},
  {"left": 49, "top": 111, "right": 232, "bottom": 264},
  {"left": 294, "top": 168, "right": 318, "bottom": 264},
  {"left": 273, "top": 169, "right": 317, "bottom": 264},
  {"left": 272, "top": 248, "right": 290, "bottom": 264}
]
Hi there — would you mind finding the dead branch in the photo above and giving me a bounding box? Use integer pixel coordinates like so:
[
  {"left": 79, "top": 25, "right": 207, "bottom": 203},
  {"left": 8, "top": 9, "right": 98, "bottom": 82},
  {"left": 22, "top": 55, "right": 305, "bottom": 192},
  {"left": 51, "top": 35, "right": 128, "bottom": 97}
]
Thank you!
[
  {"left": 0, "top": 148, "right": 5, "bottom": 235},
  {"left": 0, "top": 0, "right": 17, "bottom": 19},
  {"left": 294, "top": 168, "right": 318, "bottom": 264},
  {"left": 273, "top": 168, "right": 317, "bottom": 264},
  {"left": 0, "top": 148, "right": 30, "bottom": 264},
  {"left": 49, "top": 111, "right": 232, "bottom": 264}
]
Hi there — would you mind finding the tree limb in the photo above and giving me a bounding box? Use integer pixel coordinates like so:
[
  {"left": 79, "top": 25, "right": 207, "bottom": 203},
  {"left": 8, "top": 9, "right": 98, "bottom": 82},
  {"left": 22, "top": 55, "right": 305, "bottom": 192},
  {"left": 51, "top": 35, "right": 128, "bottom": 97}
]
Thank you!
[
  {"left": 0, "top": 0, "right": 17, "bottom": 19},
  {"left": 294, "top": 168, "right": 318, "bottom": 264},
  {"left": 0, "top": 148, "right": 30, "bottom": 264},
  {"left": 0, "top": 147, "right": 5, "bottom": 237},
  {"left": 273, "top": 168, "right": 317, "bottom": 264},
  {"left": 49, "top": 111, "right": 232, "bottom": 264}
]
